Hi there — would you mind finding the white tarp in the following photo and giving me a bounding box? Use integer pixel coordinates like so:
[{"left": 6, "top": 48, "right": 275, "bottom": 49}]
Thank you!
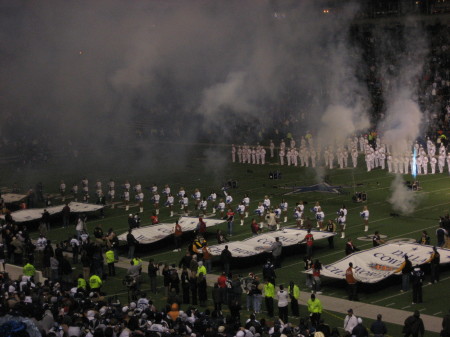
[
  {"left": 208, "top": 229, "right": 336, "bottom": 257},
  {"left": 117, "top": 217, "right": 226, "bottom": 244},
  {"left": 2, "top": 193, "right": 27, "bottom": 203},
  {"left": 308, "top": 243, "right": 450, "bottom": 283},
  {"left": 0, "top": 201, "right": 104, "bottom": 223}
]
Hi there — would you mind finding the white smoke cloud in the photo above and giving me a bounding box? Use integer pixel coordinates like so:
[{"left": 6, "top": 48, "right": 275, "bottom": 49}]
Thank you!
[{"left": 388, "top": 175, "right": 421, "bottom": 215}]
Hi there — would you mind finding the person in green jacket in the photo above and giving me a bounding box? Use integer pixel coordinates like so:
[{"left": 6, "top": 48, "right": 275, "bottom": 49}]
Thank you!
[
  {"left": 288, "top": 281, "right": 300, "bottom": 317},
  {"left": 89, "top": 274, "right": 102, "bottom": 291},
  {"left": 197, "top": 261, "right": 207, "bottom": 276},
  {"left": 307, "top": 293, "right": 323, "bottom": 327},
  {"left": 106, "top": 249, "right": 115, "bottom": 276},
  {"left": 264, "top": 280, "right": 275, "bottom": 317},
  {"left": 23, "top": 262, "right": 36, "bottom": 278},
  {"left": 77, "top": 274, "right": 87, "bottom": 290}
]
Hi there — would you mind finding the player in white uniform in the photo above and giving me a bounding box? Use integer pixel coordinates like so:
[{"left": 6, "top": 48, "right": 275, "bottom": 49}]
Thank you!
[
  {"left": 59, "top": 181, "right": 66, "bottom": 202},
  {"left": 81, "top": 178, "right": 89, "bottom": 202},
  {"left": 199, "top": 197, "right": 208, "bottom": 216},
  {"left": 237, "top": 202, "right": 245, "bottom": 226},
  {"left": 238, "top": 146, "right": 243, "bottom": 163},
  {"left": 163, "top": 184, "right": 171, "bottom": 197},
  {"left": 166, "top": 193, "right": 175, "bottom": 217},
  {"left": 71, "top": 183, "right": 78, "bottom": 202},
  {"left": 193, "top": 189, "right": 201, "bottom": 210},
  {"left": 255, "top": 202, "right": 265, "bottom": 229},
  {"left": 137, "top": 191, "right": 144, "bottom": 213},
  {"left": 152, "top": 192, "right": 160, "bottom": 215},
  {"left": 294, "top": 207, "right": 303, "bottom": 228},
  {"left": 108, "top": 186, "right": 116, "bottom": 208},
  {"left": 232, "top": 144, "right": 236, "bottom": 163},
  {"left": 178, "top": 187, "right": 186, "bottom": 209},
  {"left": 422, "top": 156, "right": 429, "bottom": 175},
  {"left": 151, "top": 184, "right": 158, "bottom": 194},
  {"left": 315, "top": 207, "right": 325, "bottom": 230},
  {"left": 430, "top": 156, "right": 437, "bottom": 174},
  {"left": 337, "top": 205, "right": 347, "bottom": 239},
  {"left": 251, "top": 148, "right": 256, "bottom": 164},
  {"left": 269, "top": 140, "right": 275, "bottom": 158},
  {"left": 225, "top": 193, "right": 233, "bottom": 209},
  {"left": 95, "top": 180, "right": 102, "bottom": 192},
  {"left": 263, "top": 196, "right": 271, "bottom": 213},
  {"left": 134, "top": 183, "right": 142, "bottom": 194},
  {"left": 274, "top": 206, "right": 282, "bottom": 230},
  {"left": 310, "top": 150, "right": 316, "bottom": 168},
  {"left": 217, "top": 199, "right": 226, "bottom": 218},
  {"left": 447, "top": 153, "right": 450, "bottom": 173},
  {"left": 280, "top": 199, "right": 288, "bottom": 223},
  {"left": 279, "top": 149, "right": 285, "bottom": 165},
  {"left": 286, "top": 149, "right": 291, "bottom": 166},
  {"left": 208, "top": 191, "right": 217, "bottom": 213},
  {"left": 260, "top": 147, "right": 266, "bottom": 165},
  {"left": 438, "top": 153, "right": 445, "bottom": 173},
  {"left": 360, "top": 206, "right": 369, "bottom": 232},
  {"left": 123, "top": 189, "right": 130, "bottom": 211},
  {"left": 242, "top": 194, "right": 250, "bottom": 218},
  {"left": 343, "top": 148, "right": 349, "bottom": 167},
  {"left": 181, "top": 195, "right": 189, "bottom": 216},
  {"left": 124, "top": 180, "right": 131, "bottom": 192}
]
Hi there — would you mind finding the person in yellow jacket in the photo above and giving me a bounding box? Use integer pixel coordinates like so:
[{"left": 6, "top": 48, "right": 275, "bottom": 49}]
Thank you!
[
  {"left": 132, "top": 256, "right": 143, "bottom": 276},
  {"left": 288, "top": 281, "right": 300, "bottom": 317},
  {"left": 89, "top": 274, "right": 102, "bottom": 291},
  {"left": 23, "top": 262, "right": 36, "bottom": 277},
  {"left": 105, "top": 249, "right": 115, "bottom": 276},
  {"left": 307, "top": 293, "right": 322, "bottom": 327},
  {"left": 77, "top": 274, "right": 87, "bottom": 290},
  {"left": 263, "top": 280, "right": 275, "bottom": 317},
  {"left": 197, "top": 261, "right": 207, "bottom": 276}
]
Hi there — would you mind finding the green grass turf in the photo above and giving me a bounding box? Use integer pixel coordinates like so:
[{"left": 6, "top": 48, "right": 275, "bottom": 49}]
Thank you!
[{"left": 3, "top": 146, "right": 449, "bottom": 335}]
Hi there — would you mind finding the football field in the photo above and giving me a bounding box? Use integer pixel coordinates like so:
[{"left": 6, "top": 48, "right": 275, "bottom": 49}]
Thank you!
[{"left": 3, "top": 144, "right": 449, "bottom": 335}]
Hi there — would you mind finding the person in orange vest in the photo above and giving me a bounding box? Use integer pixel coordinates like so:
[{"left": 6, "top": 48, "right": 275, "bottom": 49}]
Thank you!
[
  {"left": 150, "top": 212, "right": 159, "bottom": 225},
  {"left": 173, "top": 220, "right": 182, "bottom": 252},
  {"left": 202, "top": 243, "right": 212, "bottom": 273},
  {"left": 346, "top": 262, "right": 358, "bottom": 301}
]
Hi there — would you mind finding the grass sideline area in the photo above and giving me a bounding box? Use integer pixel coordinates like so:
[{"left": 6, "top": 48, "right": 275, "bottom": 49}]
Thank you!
[{"left": 2, "top": 146, "right": 449, "bottom": 335}]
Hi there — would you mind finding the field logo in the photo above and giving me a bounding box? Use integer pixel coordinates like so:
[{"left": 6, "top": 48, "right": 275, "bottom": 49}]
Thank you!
[
  {"left": 386, "top": 238, "right": 416, "bottom": 244},
  {"left": 357, "top": 234, "right": 388, "bottom": 242},
  {"left": 368, "top": 263, "right": 396, "bottom": 272}
]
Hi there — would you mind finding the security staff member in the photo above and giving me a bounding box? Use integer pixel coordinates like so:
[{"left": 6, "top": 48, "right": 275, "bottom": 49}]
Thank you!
[{"left": 89, "top": 273, "right": 103, "bottom": 291}]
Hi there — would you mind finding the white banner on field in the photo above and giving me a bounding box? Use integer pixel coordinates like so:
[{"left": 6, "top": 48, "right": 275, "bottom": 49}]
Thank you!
[
  {"left": 2, "top": 193, "right": 27, "bottom": 203},
  {"left": 0, "top": 201, "right": 104, "bottom": 223},
  {"left": 307, "top": 243, "right": 450, "bottom": 284},
  {"left": 117, "top": 217, "right": 226, "bottom": 245},
  {"left": 208, "top": 229, "right": 336, "bottom": 258}
]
